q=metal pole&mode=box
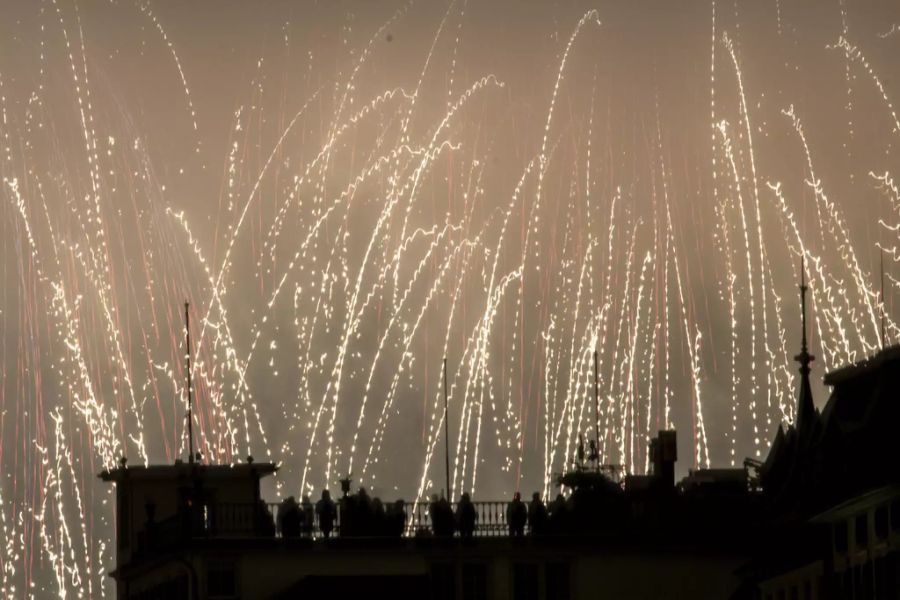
[443,358,451,501]
[186,301,194,464]
[881,250,886,350]
[593,349,600,470]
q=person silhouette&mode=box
[588,438,599,465]
[456,492,477,539]
[257,499,276,537]
[549,493,569,533]
[577,434,586,468]
[372,496,386,536]
[278,496,301,538]
[507,492,527,537]
[387,499,407,537]
[300,495,314,537]
[316,489,336,538]
[430,493,455,537]
[528,492,548,536]
[356,487,374,536]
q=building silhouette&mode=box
[750,344,900,599]
[99,276,900,599]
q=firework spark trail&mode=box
[784,106,882,361]
[458,267,523,495]
[447,261,519,497]
[65,3,150,469]
[767,180,855,373]
[352,222,467,478]
[723,31,777,455]
[879,24,900,38]
[306,137,469,488]
[361,233,474,484]
[835,37,900,137]
[623,253,653,473]
[46,0,149,469]
[662,162,710,468]
[595,218,641,466]
[302,71,501,489]
[136,1,200,155]
[717,119,767,456]
[505,12,602,479]
[391,0,459,311]
[414,239,481,502]
[593,191,620,456]
[711,139,740,464]
[250,142,456,482]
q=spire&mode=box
[794,257,815,433]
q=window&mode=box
[207,560,237,599]
[546,563,571,600]
[512,564,538,600]
[855,513,868,548]
[862,562,873,598]
[462,563,488,600]
[119,490,130,549]
[131,575,189,600]
[834,521,848,553]
[430,563,456,600]
[875,505,889,540]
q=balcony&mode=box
[136,499,513,555]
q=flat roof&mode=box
[99,460,278,482]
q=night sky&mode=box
[1,1,899,596]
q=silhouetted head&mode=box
[322,489,331,500]
[359,487,368,498]
[532,492,540,502]
[430,494,439,503]
[513,491,521,502]
[461,492,471,502]
[302,495,310,503]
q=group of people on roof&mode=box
[273,487,577,538]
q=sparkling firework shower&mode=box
[1,0,899,596]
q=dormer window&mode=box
[854,513,868,549]
[875,505,888,540]
[834,521,848,554]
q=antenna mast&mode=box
[185,301,195,465]
[443,358,451,501]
